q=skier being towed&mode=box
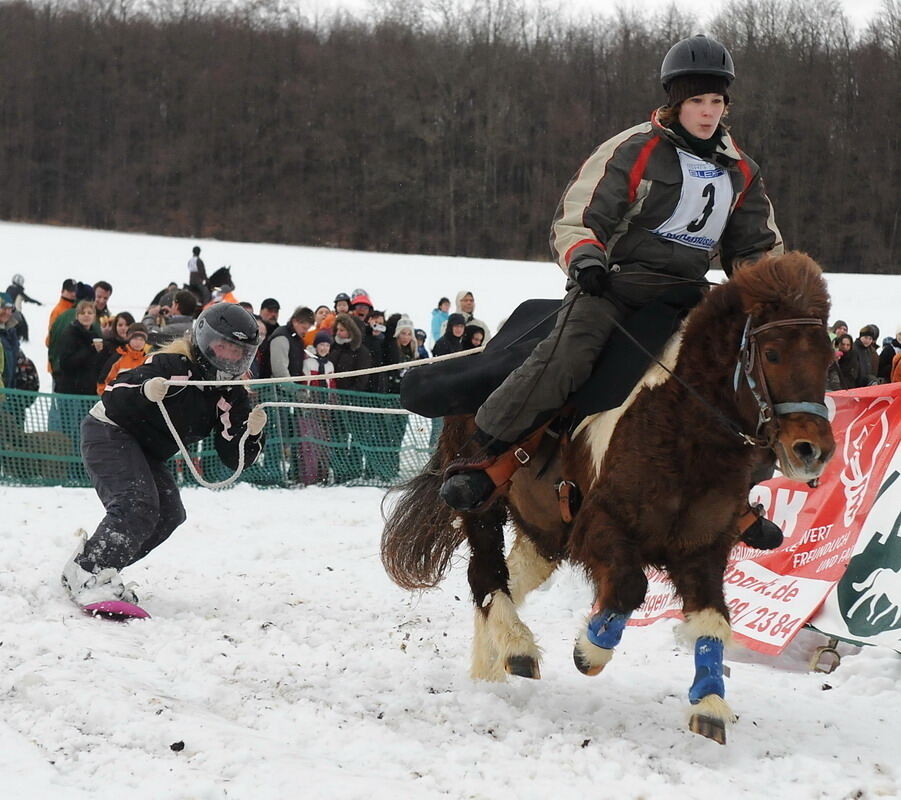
[61,303,267,610]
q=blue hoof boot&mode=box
[689,636,725,704]
[586,608,630,650]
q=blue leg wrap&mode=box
[586,608,630,650]
[689,636,725,705]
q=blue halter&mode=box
[732,315,829,445]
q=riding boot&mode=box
[738,503,784,550]
[440,425,551,512]
[439,429,510,512]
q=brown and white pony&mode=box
[382,252,835,745]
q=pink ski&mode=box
[82,600,150,620]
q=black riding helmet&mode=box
[192,303,261,380]
[660,34,735,90]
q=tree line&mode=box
[0,0,898,272]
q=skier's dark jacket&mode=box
[99,351,263,468]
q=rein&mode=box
[602,308,828,448]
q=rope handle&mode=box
[156,398,417,490]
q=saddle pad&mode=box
[400,289,702,420]
[400,299,560,418]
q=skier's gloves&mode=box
[247,407,267,436]
[142,376,168,403]
[570,258,610,297]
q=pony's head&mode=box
[730,252,835,482]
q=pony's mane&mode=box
[680,251,831,377]
[726,251,830,322]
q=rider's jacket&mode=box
[550,109,783,308]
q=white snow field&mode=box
[1,221,900,799]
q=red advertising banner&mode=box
[630,384,901,655]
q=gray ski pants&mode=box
[475,285,628,443]
[78,416,187,572]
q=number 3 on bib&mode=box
[687,183,716,232]
[651,150,734,250]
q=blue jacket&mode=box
[430,308,449,345]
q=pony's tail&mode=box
[381,416,472,590]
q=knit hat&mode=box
[126,322,148,340]
[394,317,415,337]
[75,281,95,301]
[313,330,333,346]
[859,325,877,338]
[667,74,730,107]
[447,313,466,330]
[830,320,848,332]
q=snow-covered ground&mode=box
[2,221,900,798]
[3,485,901,799]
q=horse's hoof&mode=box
[506,655,541,679]
[689,714,727,745]
[573,645,606,676]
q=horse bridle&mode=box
[733,316,830,447]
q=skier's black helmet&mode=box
[192,303,260,380]
[660,34,735,90]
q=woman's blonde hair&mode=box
[154,333,193,360]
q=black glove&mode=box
[570,258,610,297]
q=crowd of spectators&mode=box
[2,258,900,402]
[0,250,496,485]
[1,251,899,486]
[826,319,901,390]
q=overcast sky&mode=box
[312,0,887,31]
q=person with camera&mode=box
[142,289,199,347]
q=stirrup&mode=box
[738,503,784,550]
[441,426,547,512]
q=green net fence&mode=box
[0,385,440,489]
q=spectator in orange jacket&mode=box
[304,305,334,346]
[98,323,150,394]
[46,278,78,346]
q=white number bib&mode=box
[650,149,734,251]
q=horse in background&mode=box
[382,252,835,745]
[148,266,236,314]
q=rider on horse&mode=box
[441,35,785,548]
